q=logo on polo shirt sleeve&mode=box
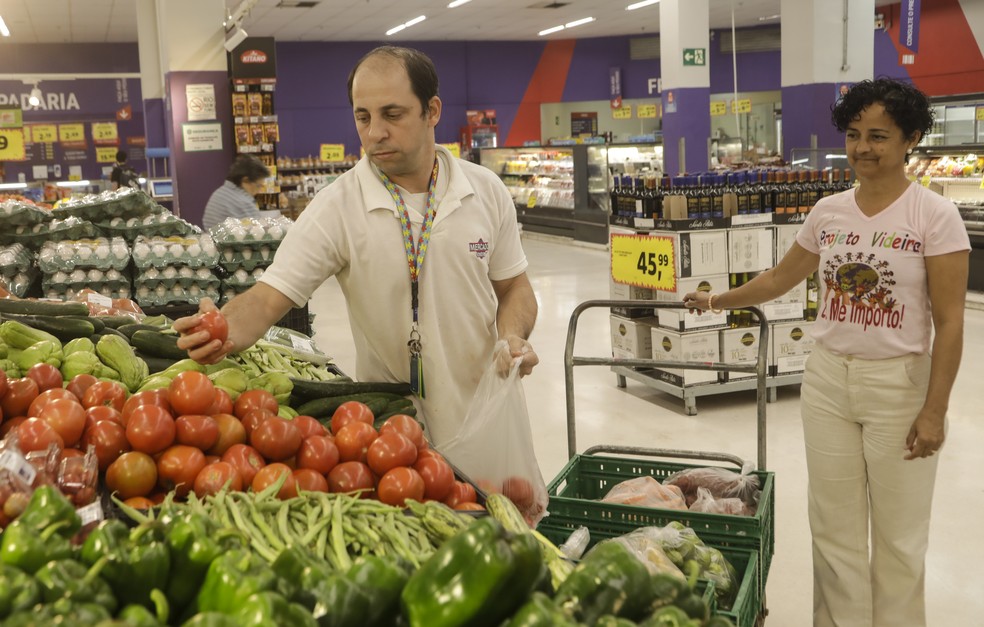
[468,238,489,259]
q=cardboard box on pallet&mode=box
[655,274,729,331]
[610,315,656,359]
[609,275,655,319]
[650,327,720,386]
[650,219,729,278]
[770,320,815,375]
[775,223,802,260]
[719,326,763,382]
[728,227,774,273]
[761,279,806,322]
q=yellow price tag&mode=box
[526,192,537,208]
[977,107,984,121]
[440,142,461,158]
[0,128,27,160]
[32,124,57,143]
[95,146,118,163]
[59,124,85,143]
[918,175,931,188]
[320,144,345,162]
[731,99,752,114]
[610,233,676,291]
[710,101,727,116]
[637,104,658,119]
[613,106,632,120]
[91,122,119,142]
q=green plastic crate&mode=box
[539,522,759,626]
[545,454,774,596]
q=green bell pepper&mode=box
[236,591,316,627]
[117,600,166,627]
[0,519,74,573]
[272,545,331,611]
[555,541,656,625]
[196,548,280,615]
[638,605,702,627]
[311,573,371,627]
[400,516,543,627]
[16,483,81,535]
[5,599,113,626]
[0,563,41,619]
[34,557,118,614]
[180,612,239,627]
[80,519,171,609]
[506,592,580,627]
[595,616,638,627]
[166,513,245,614]
[346,555,409,627]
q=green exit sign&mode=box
[683,48,706,66]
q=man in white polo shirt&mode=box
[175,46,538,446]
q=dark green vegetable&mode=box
[131,329,187,359]
[554,540,656,624]
[166,513,245,614]
[236,590,316,627]
[135,351,181,374]
[96,315,143,329]
[297,392,405,419]
[0,298,91,316]
[34,557,118,614]
[0,563,41,620]
[0,519,74,573]
[289,378,411,400]
[505,592,579,627]
[197,548,281,615]
[0,313,95,340]
[118,323,169,341]
[80,519,171,609]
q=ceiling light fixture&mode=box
[538,16,594,36]
[0,15,10,37]
[447,0,473,7]
[758,13,780,21]
[0,183,27,191]
[386,15,426,35]
[27,81,42,108]
[626,0,660,10]
[55,180,91,188]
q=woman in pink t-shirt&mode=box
[685,78,970,627]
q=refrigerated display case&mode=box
[925,94,984,146]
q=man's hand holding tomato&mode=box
[173,298,234,365]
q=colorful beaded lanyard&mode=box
[377,157,440,397]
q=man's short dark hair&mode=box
[226,155,270,186]
[831,78,934,141]
[115,150,128,163]
[347,46,439,117]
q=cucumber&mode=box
[297,392,407,419]
[66,316,105,333]
[130,330,187,360]
[97,315,141,329]
[118,324,169,341]
[92,327,129,341]
[135,351,180,374]
[373,400,418,427]
[0,314,95,341]
[289,378,411,400]
[364,397,391,418]
[0,299,91,317]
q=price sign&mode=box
[612,105,632,120]
[977,107,984,121]
[32,124,57,143]
[610,233,676,291]
[319,143,345,162]
[637,103,658,119]
[96,146,118,163]
[91,122,119,142]
[59,124,85,143]
[710,101,727,116]
[731,99,752,114]
[76,501,104,526]
[440,142,461,158]
[0,128,27,160]
[526,192,537,208]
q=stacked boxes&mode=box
[719,326,763,382]
[649,327,720,386]
[610,315,656,359]
[770,320,816,375]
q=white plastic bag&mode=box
[442,341,548,526]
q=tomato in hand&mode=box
[250,416,302,462]
[1,377,39,419]
[193,461,243,496]
[82,420,130,471]
[377,467,425,507]
[65,374,97,401]
[28,388,78,418]
[192,310,229,344]
[208,413,246,456]
[122,390,170,425]
[367,432,417,477]
[125,404,176,455]
[330,401,375,435]
[413,454,455,502]
[334,422,379,464]
[168,371,216,416]
[25,363,63,393]
[105,451,158,499]
[379,414,426,450]
[327,461,375,497]
[221,443,265,486]
[157,445,206,498]
[444,481,478,508]
[16,417,64,453]
[252,463,297,499]
[292,468,329,493]
[82,381,128,412]
[206,388,233,416]
[240,408,275,438]
[234,389,278,419]
[297,435,339,475]
[39,398,86,447]
[175,414,220,450]
[291,415,327,439]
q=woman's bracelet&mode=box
[707,293,724,313]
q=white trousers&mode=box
[800,346,941,627]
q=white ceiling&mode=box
[0,0,901,44]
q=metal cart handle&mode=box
[564,300,770,470]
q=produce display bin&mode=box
[550,300,774,624]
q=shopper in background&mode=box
[175,46,539,447]
[109,150,139,190]
[685,78,969,626]
[201,155,271,231]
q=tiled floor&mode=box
[310,234,984,626]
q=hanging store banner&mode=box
[900,0,920,53]
[610,68,622,110]
[230,37,278,82]
[0,128,27,161]
[611,233,676,291]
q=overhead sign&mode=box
[58,124,85,143]
[683,48,706,66]
[610,67,622,110]
[710,101,727,116]
[31,124,57,143]
[95,146,118,163]
[900,0,921,53]
[91,122,119,144]
[571,112,598,136]
[637,104,658,119]
[731,99,752,114]
[613,106,633,120]
[0,107,23,128]
[0,128,27,160]
[611,234,676,292]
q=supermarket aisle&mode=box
[309,234,984,626]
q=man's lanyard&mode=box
[378,157,440,397]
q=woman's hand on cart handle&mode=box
[173,298,236,365]
[684,291,719,314]
[496,335,539,377]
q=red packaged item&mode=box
[662,464,762,509]
[0,432,37,527]
[58,444,99,507]
[71,288,144,321]
[600,476,688,511]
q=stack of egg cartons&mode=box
[0,243,37,298]
[131,234,220,308]
[37,237,132,302]
[210,216,292,304]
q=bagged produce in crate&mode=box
[604,530,686,581]
[442,340,547,526]
[663,462,761,509]
[601,476,688,510]
[69,288,144,320]
[689,486,756,516]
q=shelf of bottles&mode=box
[232,83,281,210]
[499,152,575,210]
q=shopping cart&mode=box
[539,300,773,627]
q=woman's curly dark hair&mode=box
[831,78,934,141]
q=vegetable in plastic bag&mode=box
[601,476,688,511]
[689,487,755,516]
[662,462,761,510]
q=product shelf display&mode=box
[275,155,355,218]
